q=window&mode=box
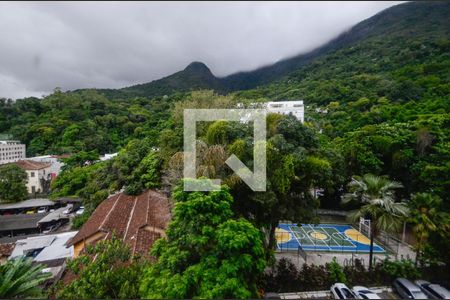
[334,288,343,299]
[31,172,35,177]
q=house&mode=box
[26,155,65,177]
[66,190,171,257]
[13,160,52,194]
[0,140,26,165]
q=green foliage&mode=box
[0,89,172,156]
[139,182,266,299]
[408,193,450,265]
[381,258,421,280]
[56,237,147,299]
[0,164,28,202]
[71,212,90,229]
[326,257,347,284]
[61,150,99,170]
[51,139,162,219]
[0,257,50,298]
[343,174,409,269]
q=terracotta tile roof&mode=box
[13,160,51,170]
[0,243,14,257]
[67,190,171,256]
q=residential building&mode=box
[26,155,65,177]
[237,100,305,122]
[265,100,304,122]
[67,189,171,257]
[0,140,26,164]
[99,152,118,161]
[14,160,52,194]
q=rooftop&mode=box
[0,199,55,210]
[37,207,69,224]
[0,213,48,231]
[0,243,14,257]
[9,231,77,262]
[67,190,171,256]
[13,160,52,170]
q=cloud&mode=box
[0,1,402,99]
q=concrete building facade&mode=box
[0,140,26,164]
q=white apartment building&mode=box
[238,100,305,123]
[0,140,26,164]
[265,101,304,123]
[14,160,52,194]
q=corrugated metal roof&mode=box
[0,199,55,210]
[0,213,48,231]
[9,231,77,262]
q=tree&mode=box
[0,164,28,202]
[408,193,449,266]
[342,174,409,270]
[55,237,146,299]
[139,181,266,299]
[0,257,50,298]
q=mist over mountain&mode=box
[88,1,449,99]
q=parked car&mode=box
[415,280,450,299]
[331,283,356,299]
[25,210,35,214]
[75,206,85,215]
[393,278,428,299]
[63,204,73,215]
[37,207,47,214]
[352,286,381,299]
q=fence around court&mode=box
[276,230,385,254]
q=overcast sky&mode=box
[0,1,403,99]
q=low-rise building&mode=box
[14,160,52,194]
[67,189,171,257]
[0,140,26,164]
[26,155,65,177]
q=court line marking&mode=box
[277,224,385,252]
[319,226,340,248]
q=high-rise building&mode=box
[0,141,26,164]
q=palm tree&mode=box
[342,174,409,270]
[408,193,449,266]
[0,256,50,298]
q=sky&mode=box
[0,1,403,99]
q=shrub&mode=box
[380,258,421,280]
[326,257,347,284]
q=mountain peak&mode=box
[184,61,211,73]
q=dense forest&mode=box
[0,1,449,298]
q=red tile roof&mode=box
[0,243,14,257]
[13,160,51,170]
[67,190,171,256]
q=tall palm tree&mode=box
[408,193,449,266]
[0,256,50,298]
[342,174,409,270]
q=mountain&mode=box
[84,1,449,99]
[96,61,220,99]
